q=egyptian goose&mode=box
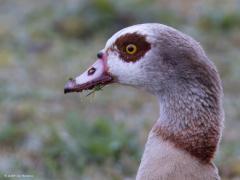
[64,23,224,180]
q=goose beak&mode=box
[64,58,114,94]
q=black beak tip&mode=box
[64,78,76,94]
[64,88,69,94]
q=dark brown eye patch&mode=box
[114,33,151,62]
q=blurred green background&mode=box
[0,0,240,179]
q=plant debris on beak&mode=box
[64,59,113,94]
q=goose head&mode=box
[64,24,168,93]
[64,23,221,97]
[64,23,223,166]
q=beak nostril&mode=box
[88,67,96,75]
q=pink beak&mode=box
[64,58,114,94]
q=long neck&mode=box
[154,85,223,163]
[136,90,222,180]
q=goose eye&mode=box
[126,44,137,54]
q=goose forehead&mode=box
[105,23,166,49]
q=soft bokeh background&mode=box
[0,0,240,179]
